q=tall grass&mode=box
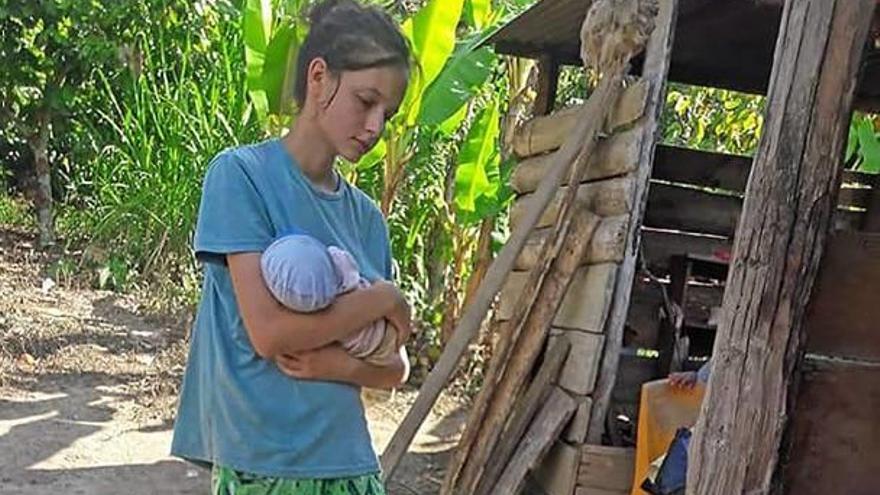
[61,2,263,301]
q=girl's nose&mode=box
[365,108,384,137]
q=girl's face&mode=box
[307,59,408,163]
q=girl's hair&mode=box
[294,0,411,107]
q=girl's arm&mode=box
[277,345,410,389]
[227,252,406,358]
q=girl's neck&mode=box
[282,120,338,192]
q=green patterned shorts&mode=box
[211,465,386,495]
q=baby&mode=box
[260,233,398,366]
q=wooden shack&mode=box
[479,0,880,493]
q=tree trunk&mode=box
[27,111,54,247]
[461,217,495,309]
[687,1,876,493]
[439,226,471,344]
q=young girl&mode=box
[171,1,412,493]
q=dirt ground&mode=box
[0,228,465,495]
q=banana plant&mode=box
[847,114,880,173]
[242,0,309,133]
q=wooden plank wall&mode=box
[510,125,875,354]
[782,232,880,494]
[501,84,651,494]
[503,73,877,466]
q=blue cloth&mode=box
[171,138,392,478]
[261,234,341,313]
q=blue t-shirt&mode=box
[171,138,392,478]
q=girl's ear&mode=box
[306,57,335,110]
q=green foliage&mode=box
[399,0,466,124]
[243,0,308,130]
[419,32,497,127]
[0,0,127,126]
[661,83,764,156]
[453,98,512,225]
[464,0,493,29]
[0,193,33,229]
[58,1,262,297]
[850,114,880,173]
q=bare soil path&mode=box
[0,228,463,495]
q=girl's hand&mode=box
[276,344,355,382]
[373,280,413,347]
[277,344,409,389]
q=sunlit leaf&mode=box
[454,99,500,220]
[355,139,387,170]
[420,32,496,127]
[857,118,880,173]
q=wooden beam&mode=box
[515,143,874,209]
[687,0,876,493]
[587,0,679,444]
[578,446,636,492]
[474,338,571,494]
[515,215,629,270]
[510,177,635,229]
[493,388,578,495]
[535,55,560,116]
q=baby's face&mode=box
[327,246,362,293]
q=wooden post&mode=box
[687,1,876,494]
[586,0,678,444]
[534,55,560,117]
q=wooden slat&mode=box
[784,360,880,495]
[494,388,578,494]
[511,177,635,230]
[651,147,872,195]
[652,144,752,192]
[512,127,642,194]
[575,488,629,495]
[551,329,605,396]
[476,338,571,494]
[512,80,650,158]
[837,185,872,209]
[645,183,742,237]
[578,446,635,491]
[563,396,594,444]
[535,55,560,116]
[516,143,873,204]
[864,174,880,232]
[641,227,731,275]
[533,441,581,495]
[516,215,629,270]
[646,183,869,237]
[804,232,880,361]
